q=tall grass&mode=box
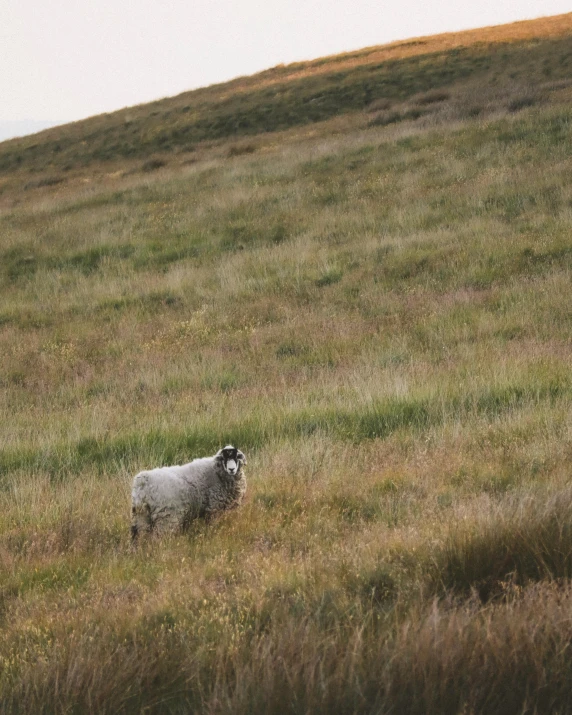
[0,13,571,182]
[1,15,572,713]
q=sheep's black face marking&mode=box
[220,445,246,477]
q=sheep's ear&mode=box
[237,450,247,465]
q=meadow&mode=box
[1,14,572,714]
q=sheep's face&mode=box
[220,445,246,478]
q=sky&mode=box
[1,0,571,135]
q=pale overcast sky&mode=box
[1,0,571,128]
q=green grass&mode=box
[1,13,572,714]
[0,14,571,182]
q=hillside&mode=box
[1,12,572,188]
[1,13,572,714]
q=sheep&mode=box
[131,445,247,540]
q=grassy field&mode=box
[1,12,572,183]
[1,13,572,714]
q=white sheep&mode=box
[131,445,247,540]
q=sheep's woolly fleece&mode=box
[131,445,247,539]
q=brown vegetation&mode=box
[1,12,572,714]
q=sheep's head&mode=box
[218,445,246,477]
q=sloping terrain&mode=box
[1,12,571,180]
[0,13,572,714]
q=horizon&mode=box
[2,1,571,141]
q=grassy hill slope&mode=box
[1,12,571,182]
[1,13,572,714]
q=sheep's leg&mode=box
[153,509,185,536]
[131,504,153,542]
[204,509,221,525]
